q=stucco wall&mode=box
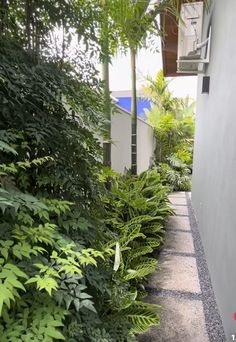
[192,0,236,338]
[137,118,156,174]
[111,107,155,174]
[111,108,131,173]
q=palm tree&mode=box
[108,0,181,174]
[107,0,207,173]
[143,70,196,120]
[142,70,175,114]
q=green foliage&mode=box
[95,169,172,336]
[144,70,195,190]
[158,157,191,191]
[0,298,68,342]
[0,7,173,340]
[122,302,160,334]
[0,34,106,340]
[0,142,105,339]
[0,0,103,63]
[143,71,178,115]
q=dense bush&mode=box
[0,41,172,341]
[144,71,195,191]
[158,156,191,191]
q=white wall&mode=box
[111,108,131,174]
[192,0,236,338]
[137,118,156,174]
[111,107,155,174]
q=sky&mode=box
[109,49,198,100]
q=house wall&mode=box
[137,118,156,174]
[111,108,131,173]
[111,107,155,174]
[192,0,236,338]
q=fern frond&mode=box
[143,224,164,234]
[146,238,161,248]
[121,305,160,334]
[127,245,153,263]
[124,260,157,281]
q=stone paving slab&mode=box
[139,296,209,342]
[170,205,189,216]
[139,192,225,342]
[166,216,191,231]
[164,230,195,254]
[149,254,201,293]
[169,192,186,198]
[169,196,187,205]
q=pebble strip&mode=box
[146,287,202,301]
[166,228,192,233]
[171,203,188,207]
[161,250,196,258]
[186,192,226,342]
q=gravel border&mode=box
[146,287,202,301]
[186,192,226,342]
[167,228,192,233]
[170,203,188,207]
[162,250,196,258]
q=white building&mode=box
[162,0,236,338]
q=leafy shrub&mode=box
[158,156,191,191]
[144,71,195,191]
[0,144,106,341]
[0,40,106,340]
[94,169,173,337]
[0,41,172,341]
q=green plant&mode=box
[158,156,191,191]
[144,70,195,190]
[108,2,182,174]
[0,142,107,340]
[96,169,173,336]
[0,55,172,340]
[0,6,173,339]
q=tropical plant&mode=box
[109,1,183,174]
[0,41,173,340]
[143,70,178,115]
[0,3,174,340]
[144,70,195,190]
[0,37,106,340]
[0,139,106,340]
[158,156,191,191]
[98,168,173,336]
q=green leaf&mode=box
[0,284,15,315]
[4,264,28,279]
[122,306,160,334]
[45,327,65,340]
[5,276,26,291]
[0,141,18,155]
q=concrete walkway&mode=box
[139,192,225,342]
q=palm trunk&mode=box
[25,0,32,50]
[0,0,7,37]
[102,57,111,167]
[131,47,137,175]
[102,2,111,168]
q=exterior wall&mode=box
[111,107,155,174]
[111,108,131,174]
[192,0,236,338]
[137,118,156,174]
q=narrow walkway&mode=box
[139,192,225,342]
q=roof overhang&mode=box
[161,0,203,77]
